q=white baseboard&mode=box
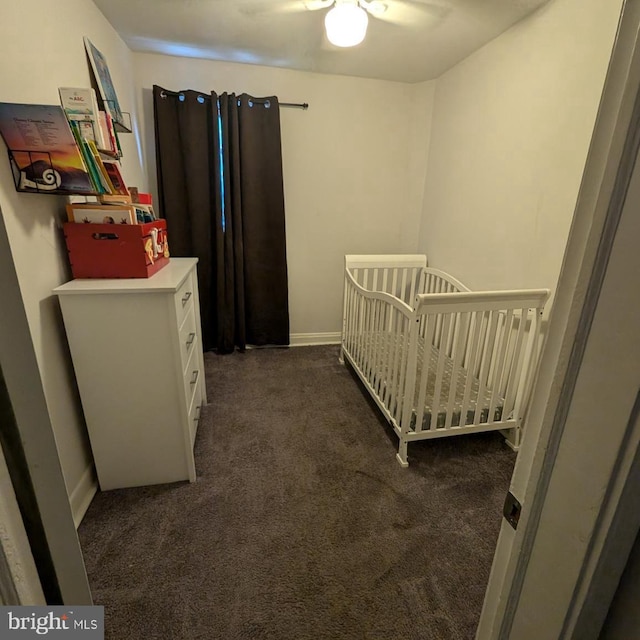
[69,464,98,529]
[289,332,342,347]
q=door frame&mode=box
[0,203,92,605]
[0,431,44,605]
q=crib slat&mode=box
[415,315,437,431]
[444,312,470,429]
[380,303,391,395]
[350,283,359,362]
[363,298,373,378]
[393,315,411,424]
[473,311,489,378]
[345,280,353,355]
[372,299,383,389]
[344,281,351,353]
[400,268,408,304]
[489,309,514,422]
[474,310,499,424]
[379,306,394,404]
[417,268,426,298]
[350,283,358,361]
[503,308,530,418]
[365,297,374,380]
[391,268,398,299]
[372,299,382,385]
[358,296,368,371]
[446,302,457,355]
[357,286,366,366]
[372,299,382,393]
[351,284,360,361]
[459,310,485,428]
[431,313,453,429]
[387,309,403,412]
[409,268,417,307]
[369,299,380,383]
[382,307,393,405]
[353,285,360,358]
[365,298,374,378]
[382,268,389,295]
[392,314,406,423]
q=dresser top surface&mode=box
[53,257,198,295]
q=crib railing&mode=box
[341,255,550,465]
[419,268,470,296]
[406,290,549,445]
[342,266,413,426]
[345,255,426,306]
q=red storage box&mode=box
[63,220,169,279]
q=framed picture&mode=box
[83,37,124,128]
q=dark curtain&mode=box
[153,86,289,352]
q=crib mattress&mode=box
[357,332,504,431]
[411,336,503,430]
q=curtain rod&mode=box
[158,89,308,110]
[278,102,309,110]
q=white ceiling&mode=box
[93,0,550,83]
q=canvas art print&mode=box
[84,37,124,127]
[0,102,95,194]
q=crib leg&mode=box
[339,346,345,365]
[396,439,409,468]
[502,425,521,451]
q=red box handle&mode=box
[91,232,120,240]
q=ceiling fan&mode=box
[314,0,386,47]
[240,0,448,48]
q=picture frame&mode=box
[83,37,125,129]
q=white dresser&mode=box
[54,258,207,490]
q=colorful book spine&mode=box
[87,139,115,193]
[68,120,104,193]
[105,112,122,157]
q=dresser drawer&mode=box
[183,335,201,409]
[178,305,198,373]
[174,271,195,326]
[188,388,202,446]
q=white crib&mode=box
[340,255,549,466]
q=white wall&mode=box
[0,0,145,521]
[417,0,624,303]
[133,53,433,337]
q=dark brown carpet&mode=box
[78,345,515,640]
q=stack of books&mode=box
[66,188,157,226]
[59,87,126,197]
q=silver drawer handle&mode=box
[181,291,192,306]
[186,332,196,348]
[190,370,199,385]
[194,405,201,422]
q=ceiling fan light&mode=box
[324,4,368,48]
